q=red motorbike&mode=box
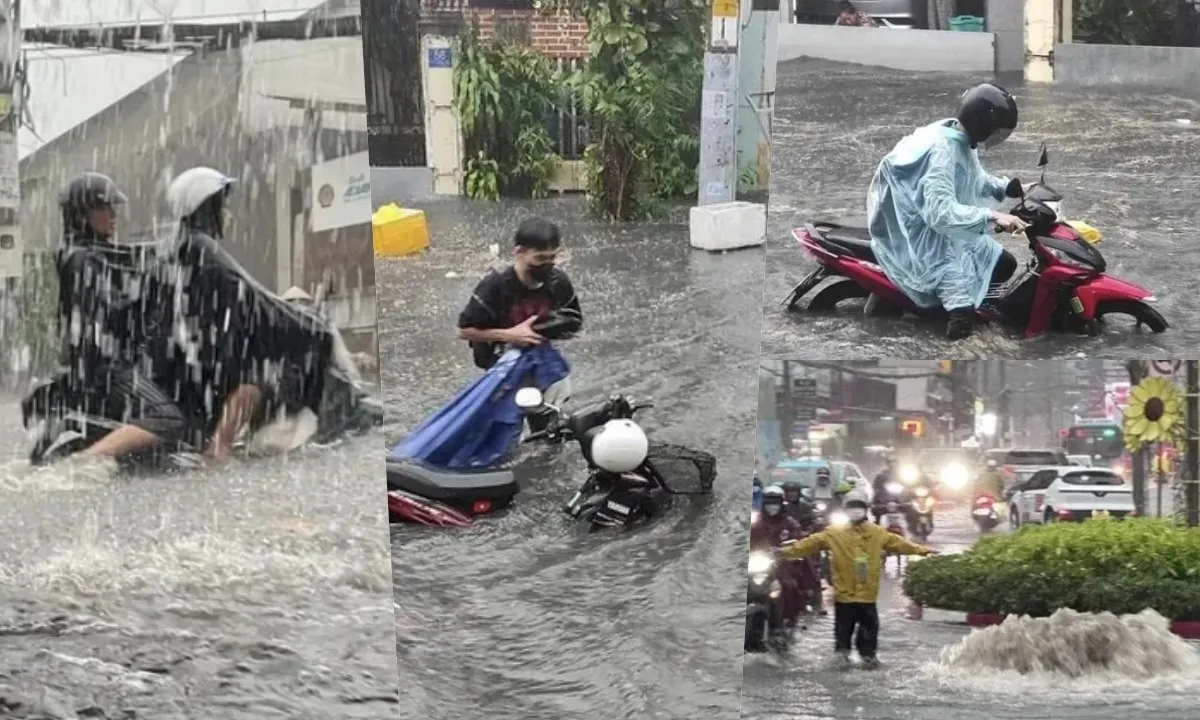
[781,145,1167,338]
[972,493,1001,533]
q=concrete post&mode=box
[1023,0,1057,83]
[697,0,740,206]
[735,0,777,199]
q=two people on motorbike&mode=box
[867,82,1030,340]
[47,168,334,464]
[778,489,936,665]
[750,486,822,631]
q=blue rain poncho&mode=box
[867,119,1011,311]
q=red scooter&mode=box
[781,146,1167,338]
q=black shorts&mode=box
[84,367,188,443]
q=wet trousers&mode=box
[833,601,880,658]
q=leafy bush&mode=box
[1074,0,1183,46]
[903,519,1200,621]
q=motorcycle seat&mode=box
[806,223,877,262]
[385,460,518,501]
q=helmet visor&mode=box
[983,126,1013,149]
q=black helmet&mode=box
[781,479,804,502]
[956,83,1018,149]
[60,172,127,216]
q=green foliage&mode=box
[1074,0,1182,46]
[20,253,60,378]
[453,30,562,200]
[904,519,1200,621]
[569,0,705,220]
[738,165,759,195]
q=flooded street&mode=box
[763,58,1200,360]
[0,407,400,719]
[379,196,758,720]
[740,509,1200,720]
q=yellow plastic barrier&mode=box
[372,203,429,257]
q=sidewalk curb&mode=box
[906,602,1200,639]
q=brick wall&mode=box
[422,6,589,57]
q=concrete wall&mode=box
[1053,43,1200,94]
[371,166,435,208]
[776,24,996,73]
[986,0,1024,73]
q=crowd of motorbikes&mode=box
[746,458,1008,654]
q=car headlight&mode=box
[747,552,774,576]
[829,511,850,528]
[899,465,919,484]
[941,463,968,488]
[886,482,904,495]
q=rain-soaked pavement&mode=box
[378,196,761,719]
[740,503,1200,720]
[0,405,401,719]
[763,58,1200,360]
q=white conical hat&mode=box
[280,286,312,301]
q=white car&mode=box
[1008,466,1136,528]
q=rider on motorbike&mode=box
[159,167,335,461]
[50,172,187,460]
[977,457,1007,499]
[749,486,816,630]
[780,479,825,614]
[778,489,935,665]
[866,82,1029,340]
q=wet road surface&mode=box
[378,196,761,720]
[740,505,1200,720]
[0,407,400,720]
[764,58,1200,360]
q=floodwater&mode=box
[763,58,1200,360]
[0,407,401,719]
[378,196,761,720]
[740,508,1200,720]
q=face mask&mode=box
[528,263,554,284]
[763,503,781,517]
[847,507,867,523]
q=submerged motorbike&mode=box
[972,493,1001,533]
[515,387,716,530]
[22,363,380,469]
[745,543,793,654]
[782,144,1167,337]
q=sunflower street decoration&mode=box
[1123,376,1186,451]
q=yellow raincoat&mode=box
[780,523,931,603]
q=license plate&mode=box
[1092,509,1110,518]
[606,501,631,514]
[972,508,993,516]
[885,514,903,526]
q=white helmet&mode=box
[166,167,236,219]
[842,488,869,508]
[591,419,649,473]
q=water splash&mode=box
[939,608,1200,679]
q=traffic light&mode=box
[901,420,925,438]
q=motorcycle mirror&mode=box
[1037,142,1049,184]
[514,387,545,410]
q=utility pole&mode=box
[697,0,740,205]
[997,361,1009,445]
[1186,360,1199,527]
[735,0,776,201]
[1127,359,1147,516]
[0,0,21,388]
[779,359,792,453]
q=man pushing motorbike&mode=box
[867,83,1030,340]
[779,489,935,666]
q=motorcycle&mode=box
[881,500,908,571]
[516,387,715,530]
[22,363,381,469]
[972,493,1001,533]
[745,543,793,654]
[782,144,1167,337]
[909,486,935,542]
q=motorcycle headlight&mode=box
[899,465,919,484]
[747,552,774,576]
[829,511,850,528]
[1043,200,1063,219]
[886,482,904,495]
[914,486,929,498]
[815,501,828,512]
[941,463,968,488]
[1044,245,1096,271]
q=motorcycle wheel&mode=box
[1087,300,1168,335]
[807,277,870,312]
[745,611,767,653]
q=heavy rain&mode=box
[745,359,1200,719]
[1,2,399,717]
[763,58,1200,360]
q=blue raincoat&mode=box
[388,345,570,469]
[867,119,1011,311]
